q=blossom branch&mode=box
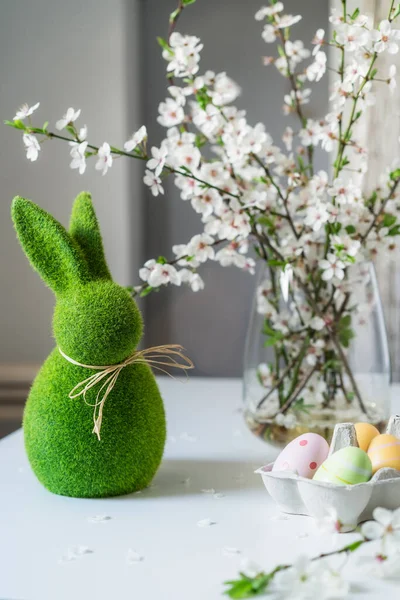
[225,505,400,598]
[275,28,314,173]
[360,176,400,242]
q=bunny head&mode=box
[12,192,143,365]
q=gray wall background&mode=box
[0,0,144,364]
[0,0,329,376]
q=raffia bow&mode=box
[58,345,194,440]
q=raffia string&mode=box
[58,345,194,441]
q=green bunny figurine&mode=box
[12,192,166,498]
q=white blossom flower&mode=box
[215,245,250,270]
[371,20,400,54]
[157,98,185,127]
[146,145,168,176]
[306,339,325,366]
[242,257,256,274]
[283,89,311,113]
[78,125,88,141]
[187,233,215,263]
[319,253,345,281]
[329,80,353,109]
[309,316,325,331]
[276,14,302,29]
[22,133,40,162]
[139,259,157,282]
[212,72,241,105]
[124,125,147,152]
[304,203,330,232]
[262,24,277,43]
[314,507,343,538]
[193,104,222,138]
[175,172,202,200]
[179,268,205,292]
[361,507,400,555]
[183,77,204,97]
[309,170,329,196]
[174,144,201,171]
[306,51,327,82]
[257,362,274,387]
[366,228,389,257]
[56,107,81,131]
[312,29,325,55]
[299,119,322,146]
[273,555,349,599]
[327,178,361,205]
[257,280,277,317]
[282,126,293,151]
[240,558,262,578]
[147,263,181,288]
[255,3,283,21]
[95,142,113,175]
[336,24,370,52]
[320,127,337,152]
[143,169,164,196]
[168,85,188,106]
[329,8,345,26]
[191,188,222,218]
[344,60,369,84]
[14,102,40,121]
[164,33,203,78]
[351,13,370,27]
[69,140,88,174]
[358,552,400,579]
[285,40,310,66]
[331,234,361,259]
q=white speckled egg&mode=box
[272,433,330,479]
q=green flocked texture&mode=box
[12,193,166,498]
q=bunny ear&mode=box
[69,192,112,281]
[12,196,91,294]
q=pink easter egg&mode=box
[272,433,330,479]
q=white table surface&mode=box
[1,377,400,600]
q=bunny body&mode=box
[12,193,166,498]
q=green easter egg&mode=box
[313,446,372,485]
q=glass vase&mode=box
[243,261,391,446]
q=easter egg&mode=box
[272,433,329,479]
[313,447,372,485]
[367,434,400,474]
[354,422,380,452]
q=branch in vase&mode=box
[256,335,311,410]
[301,284,369,416]
[272,365,317,419]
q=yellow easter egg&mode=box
[368,434,400,474]
[354,422,380,452]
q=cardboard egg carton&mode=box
[256,415,400,530]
